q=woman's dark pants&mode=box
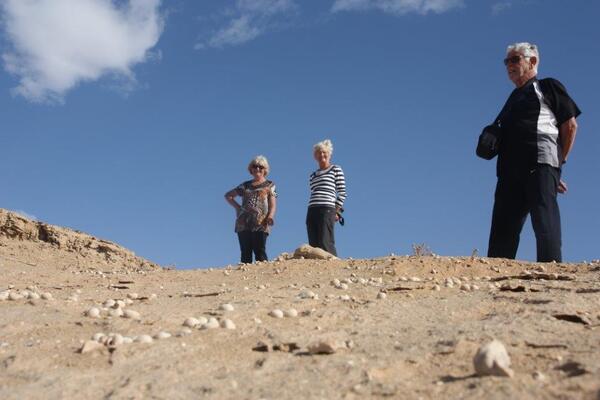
[306,206,337,256]
[237,231,268,264]
[488,164,562,262]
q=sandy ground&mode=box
[1,210,599,399]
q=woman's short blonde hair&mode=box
[247,155,270,176]
[313,139,333,155]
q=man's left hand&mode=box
[558,179,568,194]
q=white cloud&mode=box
[1,0,164,103]
[197,0,297,49]
[492,2,512,15]
[331,0,464,15]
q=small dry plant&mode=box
[412,243,433,257]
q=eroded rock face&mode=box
[0,208,159,271]
[293,244,337,260]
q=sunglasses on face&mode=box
[252,165,266,170]
[503,55,528,66]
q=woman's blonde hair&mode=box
[247,155,270,176]
[313,139,333,155]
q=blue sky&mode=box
[1,0,598,268]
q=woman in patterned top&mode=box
[225,155,277,264]
[306,139,347,256]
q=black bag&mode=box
[476,123,502,160]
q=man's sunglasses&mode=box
[503,55,529,66]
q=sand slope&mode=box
[1,209,599,399]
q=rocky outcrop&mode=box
[0,208,159,271]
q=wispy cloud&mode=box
[331,0,464,15]
[196,0,297,49]
[492,2,511,15]
[1,0,164,104]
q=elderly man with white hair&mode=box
[306,139,347,256]
[487,42,581,262]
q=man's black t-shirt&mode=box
[496,77,581,177]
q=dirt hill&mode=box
[0,208,599,399]
[0,208,160,273]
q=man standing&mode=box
[488,42,581,262]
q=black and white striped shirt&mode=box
[308,165,347,209]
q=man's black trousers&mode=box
[306,206,337,256]
[237,231,268,264]
[488,164,562,262]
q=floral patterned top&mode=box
[233,180,277,233]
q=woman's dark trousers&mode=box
[488,164,562,262]
[306,206,337,256]
[237,231,268,264]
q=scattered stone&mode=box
[80,340,105,354]
[40,292,53,300]
[377,292,387,299]
[433,285,441,291]
[0,291,10,301]
[123,310,141,320]
[86,307,101,318]
[92,333,106,342]
[109,308,124,318]
[200,317,220,329]
[221,319,236,329]
[127,293,139,300]
[177,328,193,337]
[293,244,337,260]
[183,317,200,328]
[269,309,284,319]
[284,308,298,317]
[298,290,317,299]
[107,334,124,347]
[307,340,346,355]
[473,340,514,378]
[220,303,235,312]
[134,335,153,344]
[8,292,23,301]
[409,277,421,282]
[155,331,172,340]
[532,371,546,381]
[104,299,116,308]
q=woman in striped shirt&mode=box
[306,139,347,256]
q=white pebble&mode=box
[221,319,236,329]
[8,292,23,301]
[127,293,139,300]
[92,333,106,342]
[154,331,172,340]
[115,300,126,308]
[123,310,141,320]
[124,298,134,305]
[177,328,193,337]
[122,336,134,344]
[134,335,153,344]
[269,309,284,318]
[86,307,101,318]
[460,283,472,291]
[377,292,387,299]
[0,291,10,301]
[41,292,53,300]
[340,295,351,301]
[183,317,200,328]
[220,303,235,312]
[103,299,116,308]
[433,285,441,291]
[109,308,124,318]
[284,308,298,317]
[410,277,421,282]
[29,292,40,300]
[107,334,124,347]
[200,317,220,329]
[473,340,514,377]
